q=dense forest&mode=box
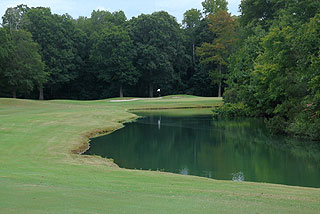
[0,1,218,100]
[0,0,319,140]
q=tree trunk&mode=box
[39,87,44,100]
[119,84,123,98]
[218,64,222,97]
[12,88,16,99]
[149,82,153,98]
[192,41,196,66]
[218,82,222,98]
[192,42,195,65]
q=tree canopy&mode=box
[90,25,138,97]
[129,11,185,97]
[0,29,45,98]
[202,0,228,16]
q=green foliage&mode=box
[224,25,265,106]
[239,0,277,28]
[194,18,215,45]
[2,4,29,31]
[265,116,288,135]
[186,64,214,96]
[202,0,228,16]
[0,29,46,97]
[0,28,11,67]
[197,10,237,97]
[182,9,202,29]
[88,10,127,34]
[129,11,186,97]
[22,7,83,98]
[182,9,202,66]
[251,25,298,116]
[222,88,239,103]
[212,103,250,118]
[1,3,227,99]
[286,102,320,140]
[0,28,12,96]
[226,1,320,140]
[90,25,138,97]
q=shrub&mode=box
[212,103,250,119]
[265,116,288,135]
[286,102,320,141]
[223,88,240,103]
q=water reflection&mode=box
[85,114,320,188]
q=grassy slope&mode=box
[0,96,319,214]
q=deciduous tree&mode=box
[182,9,202,65]
[129,12,185,97]
[90,25,138,97]
[23,7,80,99]
[2,30,46,98]
[2,4,29,33]
[197,10,237,97]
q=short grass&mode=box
[0,96,319,214]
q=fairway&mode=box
[0,96,319,214]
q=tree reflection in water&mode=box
[85,114,320,188]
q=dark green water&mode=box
[85,113,320,188]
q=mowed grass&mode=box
[0,96,319,214]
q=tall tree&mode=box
[70,9,130,99]
[225,24,265,104]
[182,9,202,65]
[88,10,127,34]
[1,30,46,98]
[129,11,185,97]
[197,11,237,97]
[90,25,138,97]
[2,4,29,33]
[0,28,13,96]
[22,7,80,99]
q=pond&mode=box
[84,112,320,188]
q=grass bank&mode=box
[0,96,319,214]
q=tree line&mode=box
[0,0,319,139]
[0,0,234,100]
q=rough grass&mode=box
[0,96,319,214]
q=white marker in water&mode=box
[158,116,161,130]
[157,88,160,92]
